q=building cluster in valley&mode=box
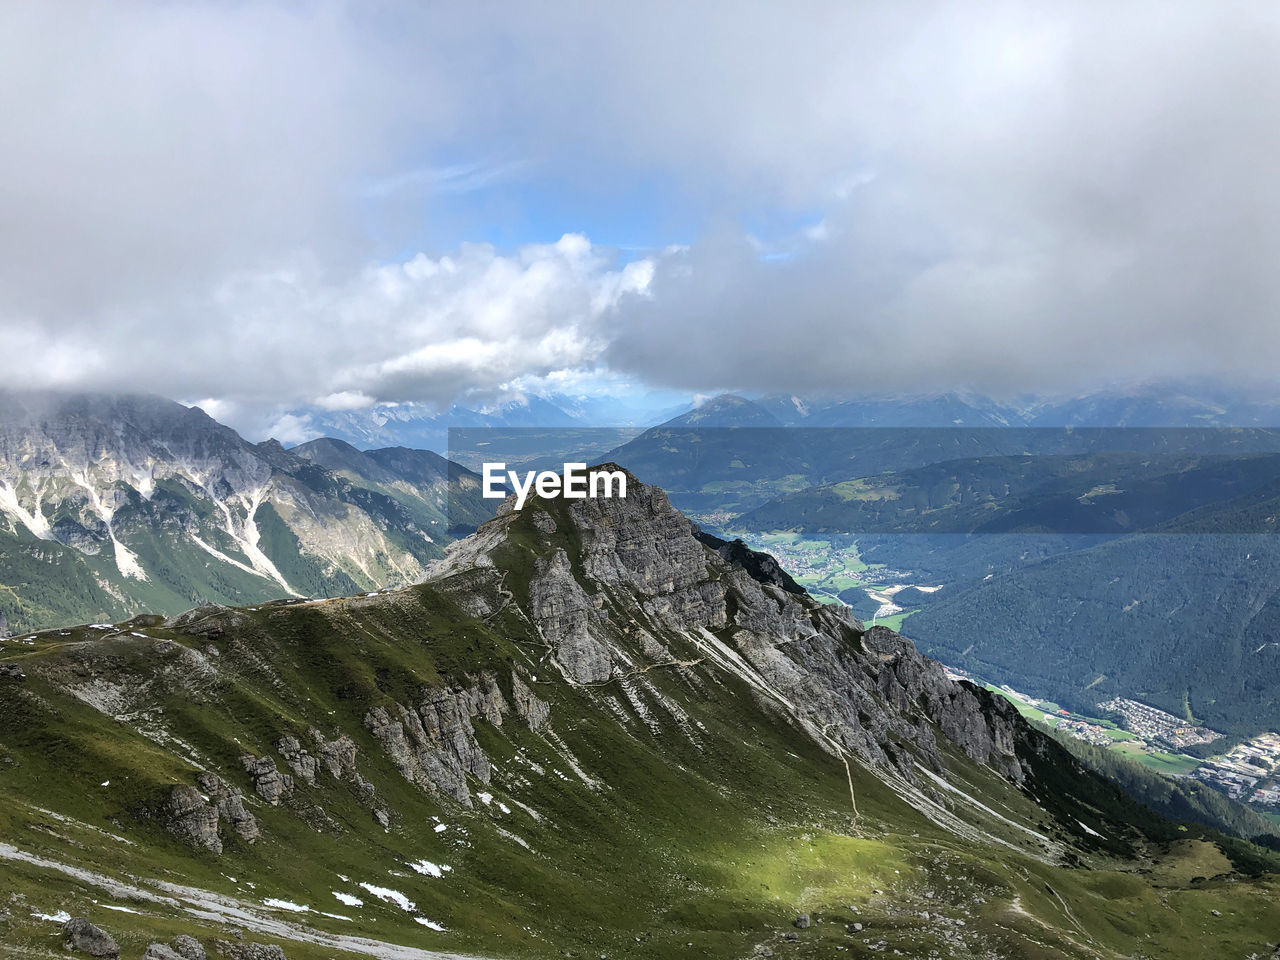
[1097,697,1223,749]
[1194,732,1280,806]
[1047,715,1116,747]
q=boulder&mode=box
[62,917,119,957]
[172,937,208,960]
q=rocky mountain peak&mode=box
[433,467,1028,794]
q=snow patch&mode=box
[405,860,451,878]
[0,479,54,540]
[264,898,310,913]
[332,892,363,907]
[358,883,415,912]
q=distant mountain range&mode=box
[291,391,692,452]
[0,392,489,634]
[279,382,1280,455]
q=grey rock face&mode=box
[240,754,293,805]
[530,548,615,683]
[511,672,550,731]
[0,391,443,614]
[212,941,287,960]
[309,728,359,779]
[164,774,259,853]
[171,937,208,960]
[274,735,319,786]
[0,663,25,679]
[164,785,223,854]
[142,944,184,960]
[62,917,119,957]
[364,672,510,805]
[197,772,260,843]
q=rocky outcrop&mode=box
[171,935,208,960]
[62,917,119,957]
[164,786,222,853]
[310,728,359,780]
[365,672,512,805]
[240,755,293,805]
[274,735,319,786]
[511,672,550,731]
[0,663,25,680]
[163,774,259,854]
[434,469,1027,788]
[694,528,805,595]
[199,773,260,843]
[273,729,371,796]
[212,941,287,960]
[143,944,184,960]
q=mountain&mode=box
[0,392,488,634]
[738,451,1280,536]
[665,394,784,427]
[607,392,1280,517]
[297,393,692,453]
[2,469,1278,959]
[904,527,1280,734]
[290,439,491,536]
[733,449,1280,732]
[757,392,1019,427]
[753,383,1280,430]
[604,396,811,513]
[1023,382,1280,427]
[303,383,1280,457]
[295,398,576,455]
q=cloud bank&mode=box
[2,1,1278,427]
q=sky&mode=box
[2,1,1279,438]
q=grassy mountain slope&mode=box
[2,475,1279,959]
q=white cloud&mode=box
[314,391,377,411]
[23,235,653,421]
[265,413,322,446]
[2,0,1279,414]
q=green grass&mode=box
[870,609,918,632]
[5,508,1280,958]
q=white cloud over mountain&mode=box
[2,1,1278,421]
